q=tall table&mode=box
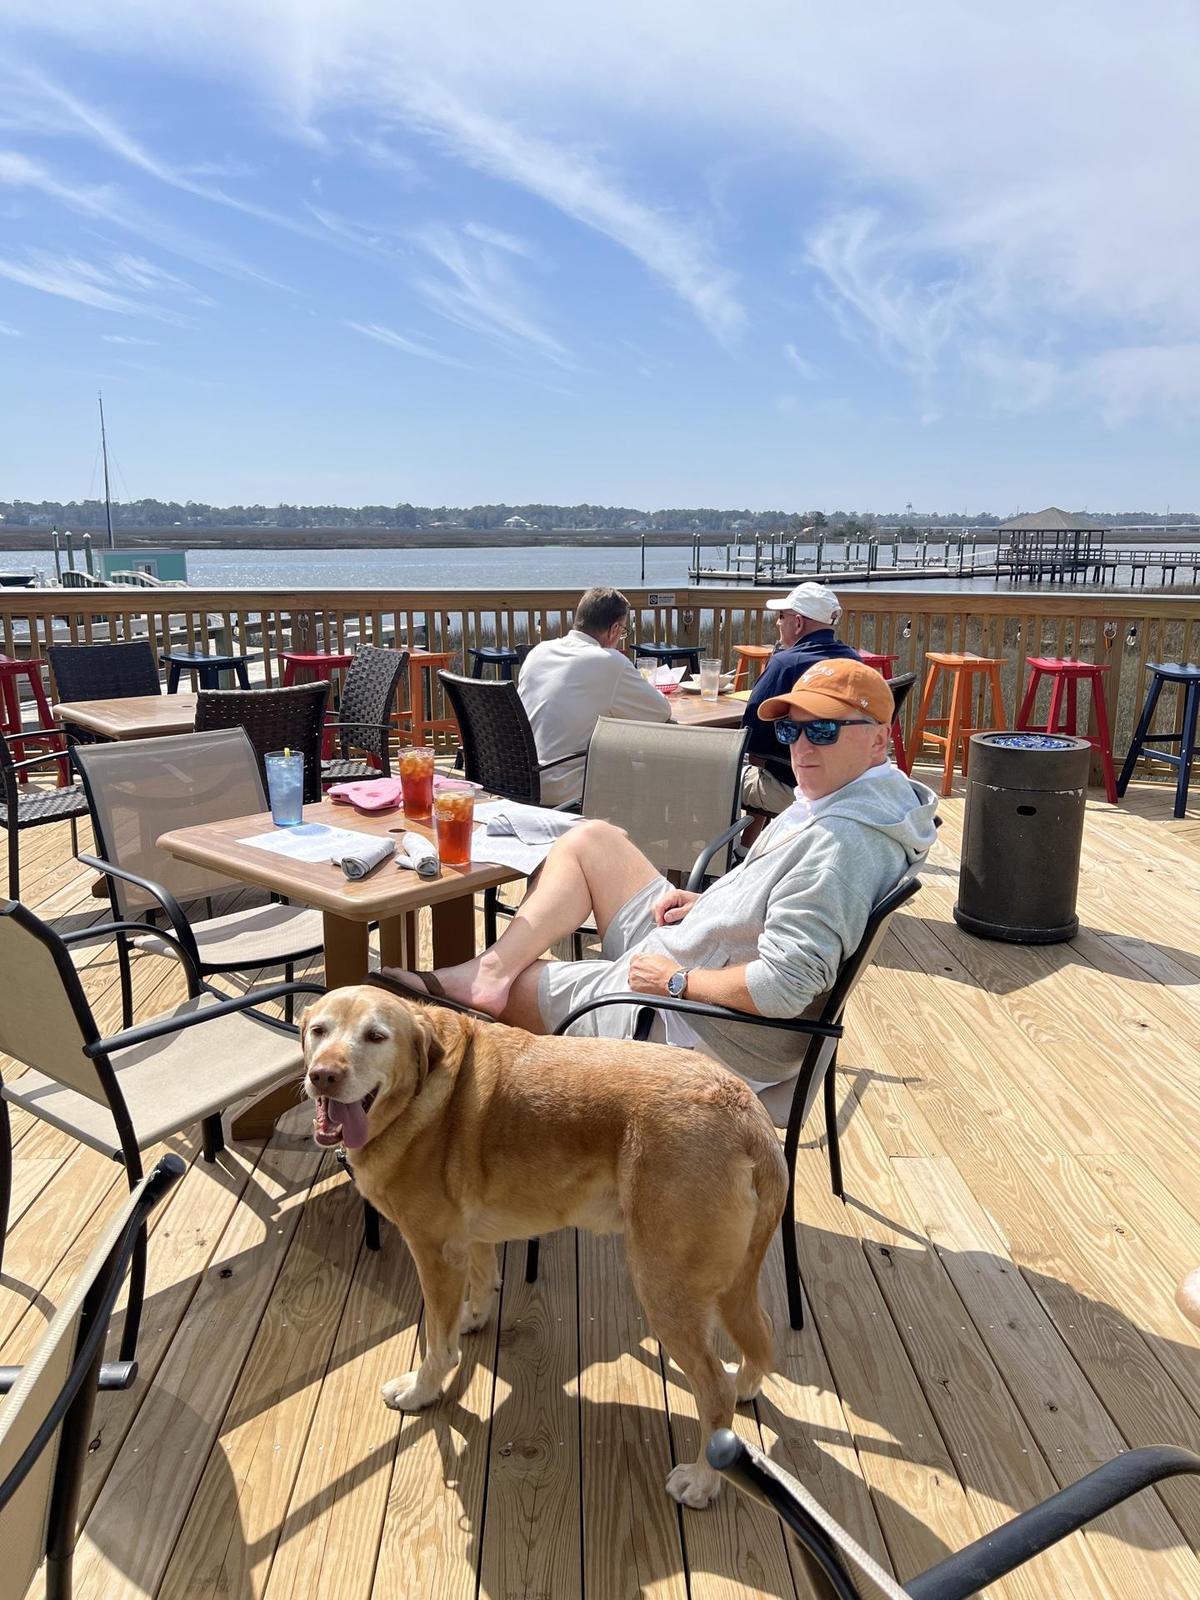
[158,798,523,1135]
[665,691,748,729]
[54,693,198,742]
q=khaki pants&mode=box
[741,763,795,815]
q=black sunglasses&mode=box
[774,717,874,747]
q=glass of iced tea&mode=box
[398,745,435,823]
[433,789,475,869]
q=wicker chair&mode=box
[321,644,409,784]
[1,731,92,899]
[195,681,329,803]
[438,671,586,804]
[46,641,161,746]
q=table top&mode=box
[162,650,255,666]
[158,797,524,923]
[666,691,749,728]
[53,692,199,740]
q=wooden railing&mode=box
[2,585,1197,779]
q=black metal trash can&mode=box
[954,732,1091,943]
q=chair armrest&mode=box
[85,980,327,1057]
[324,720,396,734]
[686,815,756,891]
[537,750,589,773]
[76,852,204,979]
[5,748,68,774]
[60,911,206,995]
[552,989,842,1040]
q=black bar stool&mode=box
[468,646,521,680]
[1117,661,1200,818]
[162,650,254,691]
[633,642,702,675]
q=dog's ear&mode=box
[413,1010,445,1086]
[298,1005,312,1047]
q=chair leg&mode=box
[0,1094,11,1281]
[118,1217,147,1364]
[1015,667,1041,730]
[483,886,498,948]
[942,670,965,794]
[117,934,134,1031]
[780,1169,804,1331]
[906,664,940,768]
[7,825,17,901]
[1174,682,1199,820]
[284,962,295,1023]
[524,1237,540,1283]
[823,1056,844,1200]
[201,1113,225,1163]
[363,1199,381,1251]
[1117,674,1165,796]
[1046,671,1067,737]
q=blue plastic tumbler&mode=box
[265,749,305,827]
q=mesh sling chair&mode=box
[321,643,410,784]
[46,641,161,747]
[526,869,923,1330]
[0,1154,184,1600]
[438,671,588,805]
[72,728,325,1029]
[194,680,329,804]
[1,730,93,899]
[0,898,325,1366]
[707,1428,1200,1600]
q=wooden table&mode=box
[665,691,749,729]
[159,797,524,1134]
[54,692,198,741]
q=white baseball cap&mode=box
[764,581,843,626]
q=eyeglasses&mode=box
[773,717,874,746]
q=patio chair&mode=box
[438,671,587,804]
[72,728,325,1029]
[0,1154,184,1600]
[1,730,92,900]
[46,641,161,747]
[530,863,922,1329]
[321,643,410,785]
[194,680,329,803]
[706,1428,1200,1600]
[0,898,325,1365]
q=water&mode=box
[0,541,1195,594]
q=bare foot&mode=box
[433,953,513,1016]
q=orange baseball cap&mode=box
[758,659,894,724]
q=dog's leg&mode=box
[461,1242,501,1334]
[381,1241,466,1411]
[718,1286,774,1403]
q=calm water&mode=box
[0,542,1194,595]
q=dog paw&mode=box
[381,1371,440,1411]
[666,1463,722,1508]
[735,1363,765,1403]
[460,1299,494,1334]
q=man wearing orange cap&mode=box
[394,660,938,1094]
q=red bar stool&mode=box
[1017,657,1118,804]
[908,652,1007,796]
[0,656,69,786]
[731,643,774,690]
[280,649,352,758]
[858,651,910,774]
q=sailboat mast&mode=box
[98,391,116,550]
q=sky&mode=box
[0,1,1198,513]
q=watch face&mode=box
[668,970,686,997]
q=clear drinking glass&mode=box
[264,750,305,826]
[699,657,723,700]
[399,745,436,823]
[433,789,475,868]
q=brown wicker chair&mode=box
[322,644,409,784]
[195,682,329,803]
[46,641,161,747]
[438,671,585,804]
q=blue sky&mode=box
[1,2,1198,512]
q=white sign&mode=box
[647,591,676,606]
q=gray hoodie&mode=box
[630,763,939,1082]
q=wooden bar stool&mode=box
[1117,661,1200,818]
[1016,657,1118,804]
[0,655,69,786]
[407,649,457,747]
[858,652,910,774]
[731,643,773,690]
[908,652,1007,796]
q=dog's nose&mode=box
[308,1062,348,1095]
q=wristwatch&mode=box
[666,968,690,999]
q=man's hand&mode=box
[628,953,682,997]
[652,887,700,926]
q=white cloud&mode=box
[101,332,156,345]
[0,321,21,336]
[414,223,573,367]
[782,342,819,380]
[345,320,474,370]
[0,249,200,321]
[1083,344,1200,427]
[464,221,534,258]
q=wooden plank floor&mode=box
[6,773,1200,1598]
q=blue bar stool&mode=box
[162,650,254,692]
[1117,661,1200,817]
[633,642,702,676]
[468,646,520,680]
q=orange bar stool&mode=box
[1016,657,1118,804]
[406,649,457,747]
[731,643,773,690]
[858,651,910,775]
[908,652,1007,796]
[0,655,69,786]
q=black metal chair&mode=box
[0,1154,185,1600]
[321,644,409,784]
[438,672,586,804]
[532,849,922,1329]
[195,681,329,803]
[707,1428,1200,1600]
[46,641,162,747]
[1,731,92,899]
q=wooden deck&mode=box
[6,776,1200,1599]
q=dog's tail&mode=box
[718,1123,789,1376]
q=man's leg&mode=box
[393,820,660,1019]
[739,763,794,847]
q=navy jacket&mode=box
[741,629,863,782]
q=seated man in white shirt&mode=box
[517,586,671,806]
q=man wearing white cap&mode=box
[741,582,861,817]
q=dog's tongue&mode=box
[329,1097,370,1149]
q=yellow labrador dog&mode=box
[301,982,787,1508]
